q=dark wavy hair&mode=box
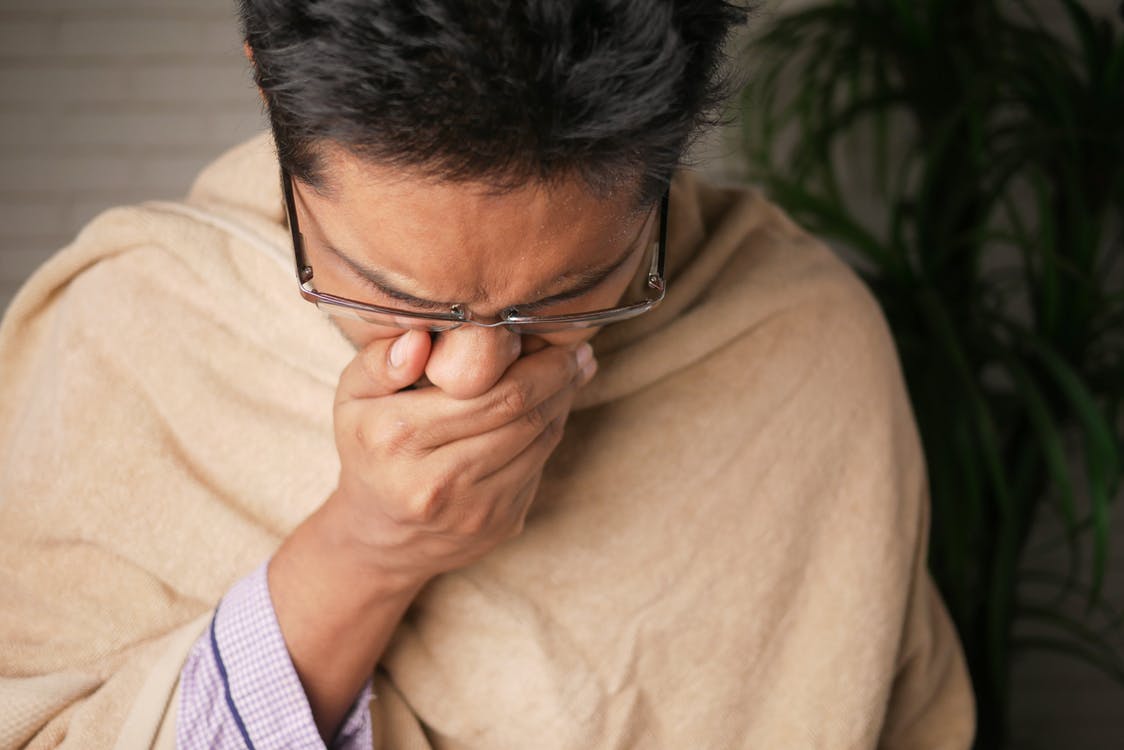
[237,0,746,203]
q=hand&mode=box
[326,329,597,589]
[267,329,595,739]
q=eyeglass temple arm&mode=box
[650,190,669,285]
[281,168,314,282]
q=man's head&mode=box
[237,0,745,397]
[237,0,744,205]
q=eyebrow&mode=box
[323,228,647,314]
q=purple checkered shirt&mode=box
[177,562,374,749]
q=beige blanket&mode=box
[0,132,974,749]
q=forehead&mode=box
[297,147,647,303]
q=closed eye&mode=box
[321,208,655,315]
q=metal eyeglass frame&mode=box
[280,167,668,333]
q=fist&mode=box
[327,329,597,588]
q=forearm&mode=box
[268,494,428,742]
[262,335,587,741]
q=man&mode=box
[0,1,974,748]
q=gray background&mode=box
[1,1,1122,747]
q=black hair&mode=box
[237,0,746,204]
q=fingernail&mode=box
[390,334,408,368]
[575,343,594,370]
[579,357,599,385]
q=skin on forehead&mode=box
[299,145,651,314]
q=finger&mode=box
[407,341,594,447]
[472,411,569,520]
[336,329,432,403]
[438,385,574,485]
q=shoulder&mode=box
[680,171,905,410]
[584,171,906,425]
[662,174,927,532]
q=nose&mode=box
[423,325,523,399]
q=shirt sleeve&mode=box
[176,561,374,750]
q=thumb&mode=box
[336,329,432,402]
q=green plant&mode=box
[738,0,1124,746]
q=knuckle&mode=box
[522,401,549,432]
[339,411,377,461]
[400,463,465,524]
[382,418,418,456]
[352,422,373,455]
[401,485,445,524]
[494,379,533,419]
[442,456,474,490]
[370,415,437,461]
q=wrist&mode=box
[268,496,425,741]
[306,488,433,602]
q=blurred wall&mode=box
[0,0,265,313]
[1,1,1122,748]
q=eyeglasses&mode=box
[281,167,668,335]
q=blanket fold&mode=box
[0,132,973,749]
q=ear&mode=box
[242,42,268,107]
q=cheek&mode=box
[335,323,592,360]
